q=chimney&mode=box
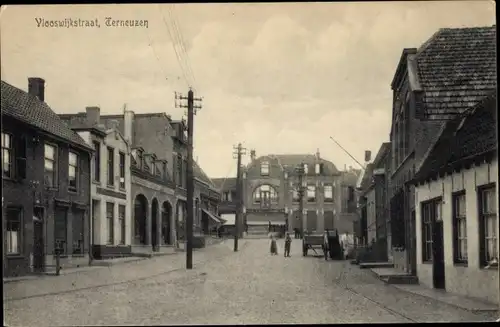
[124,109,135,143]
[364,150,372,163]
[250,149,256,161]
[109,119,119,130]
[316,148,320,159]
[28,77,45,102]
[85,106,101,126]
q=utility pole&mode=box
[233,143,246,252]
[295,163,306,238]
[175,88,202,269]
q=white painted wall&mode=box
[415,158,498,304]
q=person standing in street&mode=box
[270,235,278,255]
[284,232,292,257]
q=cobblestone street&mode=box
[4,239,495,326]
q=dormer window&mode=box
[303,164,309,175]
[261,161,269,176]
[315,163,320,175]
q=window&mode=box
[421,201,433,262]
[292,185,300,202]
[44,144,57,187]
[72,210,84,255]
[137,150,143,169]
[304,164,309,175]
[106,202,114,244]
[119,205,126,245]
[107,147,114,186]
[260,161,269,176]
[315,163,320,174]
[54,207,68,255]
[479,186,497,267]
[93,141,100,182]
[2,132,13,178]
[307,185,316,202]
[6,207,22,255]
[223,191,231,202]
[231,191,237,202]
[119,152,125,189]
[162,162,167,179]
[253,184,278,206]
[452,192,467,264]
[68,152,78,191]
[324,184,333,202]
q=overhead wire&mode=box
[157,4,191,89]
[167,4,198,93]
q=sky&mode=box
[0,2,496,179]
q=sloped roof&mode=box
[415,26,496,116]
[358,163,375,193]
[193,160,216,188]
[212,177,237,191]
[1,80,91,150]
[253,154,339,175]
[412,91,497,184]
[372,142,391,169]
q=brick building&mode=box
[59,109,219,251]
[2,78,93,277]
[234,150,359,236]
[388,26,496,275]
[410,92,497,304]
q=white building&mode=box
[411,94,498,304]
[70,108,133,259]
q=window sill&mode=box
[68,188,78,194]
[119,187,126,192]
[422,261,433,264]
[92,180,101,185]
[106,185,115,189]
[71,254,85,257]
[481,265,498,271]
[46,187,58,192]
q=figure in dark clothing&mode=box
[284,233,292,257]
[270,235,278,255]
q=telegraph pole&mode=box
[176,88,202,270]
[233,143,246,252]
[295,163,306,238]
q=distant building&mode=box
[2,78,93,277]
[409,92,497,304]
[213,149,360,236]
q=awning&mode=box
[202,209,223,224]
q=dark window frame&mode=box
[93,141,101,182]
[44,142,58,188]
[421,199,435,263]
[119,151,126,189]
[452,191,468,265]
[1,132,13,179]
[107,147,115,187]
[6,206,23,256]
[106,202,115,245]
[478,183,497,268]
[68,151,79,192]
[118,204,126,245]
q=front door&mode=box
[432,201,445,289]
[33,207,45,273]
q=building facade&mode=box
[388,26,496,274]
[238,150,358,236]
[410,93,497,304]
[2,78,93,277]
[63,108,134,259]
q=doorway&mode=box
[432,201,445,289]
[33,207,45,273]
[410,209,417,275]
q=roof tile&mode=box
[1,80,91,150]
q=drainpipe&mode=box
[88,151,94,266]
